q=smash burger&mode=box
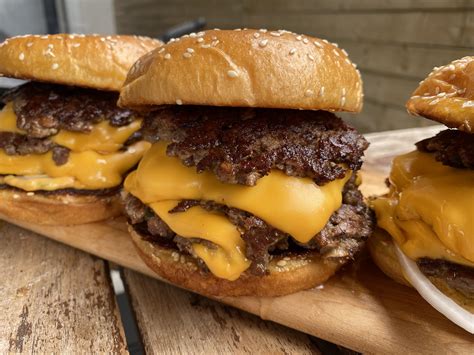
[119,29,374,297]
[370,57,474,333]
[0,34,161,225]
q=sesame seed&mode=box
[26,42,33,47]
[186,48,194,53]
[277,260,287,267]
[342,88,346,96]
[270,31,281,37]
[289,48,296,55]
[51,63,59,70]
[253,32,260,39]
[259,29,267,33]
[197,31,205,37]
[314,41,323,48]
[319,86,325,96]
[201,44,211,48]
[41,35,48,39]
[190,32,197,37]
[164,53,171,59]
[183,52,192,58]
[13,194,20,199]
[296,35,302,41]
[196,37,204,43]
[345,58,351,65]
[303,38,309,44]
[19,53,25,61]
[259,39,268,47]
[72,43,81,48]
[322,39,329,44]
[158,47,165,53]
[341,49,348,56]
[307,54,315,61]
[333,49,340,57]
[100,37,105,42]
[26,192,35,196]
[305,89,313,97]
[176,99,183,105]
[211,40,219,46]
[227,70,238,78]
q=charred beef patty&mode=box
[124,175,374,276]
[418,258,474,299]
[416,129,474,170]
[0,82,141,165]
[141,106,369,186]
[1,82,137,138]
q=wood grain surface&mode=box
[0,223,127,353]
[1,126,472,353]
[123,269,322,354]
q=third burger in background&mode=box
[119,29,374,297]
[370,57,474,333]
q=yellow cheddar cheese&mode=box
[125,141,350,280]
[0,141,150,190]
[372,150,474,267]
[0,102,142,153]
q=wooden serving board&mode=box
[1,126,473,353]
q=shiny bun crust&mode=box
[130,226,343,297]
[119,29,363,112]
[406,56,474,132]
[0,188,122,225]
[368,228,474,312]
[0,34,162,91]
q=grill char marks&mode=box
[1,82,137,138]
[416,129,474,170]
[141,106,369,186]
[123,175,374,276]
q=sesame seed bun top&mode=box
[406,56,474,133]
[0,34,162,92]
[119,29,363,113]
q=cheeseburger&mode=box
[0,34,161,225]
[119,29,374,297]
[370,57,474,333]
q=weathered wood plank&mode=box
[122,269,321,355]
[0,222,127,353]
[341,42,472,80]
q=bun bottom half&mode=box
[0,188,122,225]
[129,226,345,297]
[368,228,474,312]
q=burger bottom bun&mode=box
[0,188,122,225]
[129,226,345,297]
[368,228,474,313]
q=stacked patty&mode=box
[0,82,142,195]
[124,106,374,276]
[414,130,474,297]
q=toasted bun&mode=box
[0,34,162,91]
[406,56,474,132]
[129,226,343,297]
[0,188,122,225]
[368,228,474,312]
[119,29,363,112]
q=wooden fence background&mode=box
[114,0,474,132]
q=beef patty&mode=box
[0,82,141,165]
[1,82,137,138]
[416,129,474,170]
[124,175,374,276]
[141,106,369,186]
[418,258,474,299]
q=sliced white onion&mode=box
[395,245,474,334]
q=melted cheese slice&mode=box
[151,201,250,281]
[372,150,474,267]
[125,141,350,280]
[0,141,150,190]
[0,102,142,153]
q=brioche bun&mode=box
[0,188,122,225]
[129,226,344,297]
[368,228,474,312]
[119,29,363,112]
[406,56,474,133]
[0,34,162,91]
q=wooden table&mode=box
[1,125,468,353]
